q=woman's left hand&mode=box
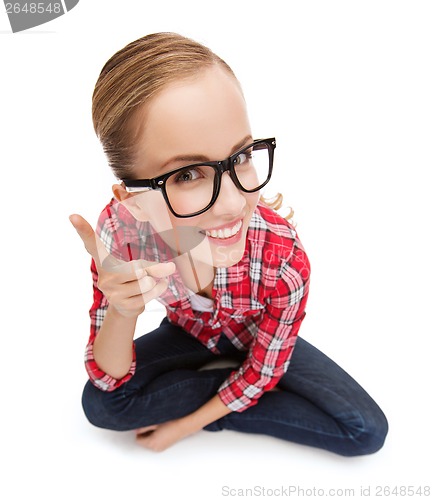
[135,419,198,452]
[135,395,230,451]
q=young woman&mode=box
[70,32,388,455]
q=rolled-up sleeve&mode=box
[217,244,310,412]
[84,258,137,392]
[83,202,137,392]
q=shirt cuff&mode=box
[84,343,136,392]
[217,372,266,412]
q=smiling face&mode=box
[114,65,260,269]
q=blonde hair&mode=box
[92,32,234,180]
[260,194,294,222]
[92,32,292,221]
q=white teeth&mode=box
[205,220,242,239]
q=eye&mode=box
[233,150,253,167]
[173,167,202,183]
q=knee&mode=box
[340,408,389,457]
[81,380,122,430]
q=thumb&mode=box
[69,214,110,267]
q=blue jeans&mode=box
[82,318,388,456]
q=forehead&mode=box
[132,66,251,175]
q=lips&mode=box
[204,220,243,239]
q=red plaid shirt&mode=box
[85,199,311,412]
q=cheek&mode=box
[245,191,260,215]
[147,200,208,256]
[135,191,174,229]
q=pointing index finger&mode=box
[69,215,175,276]
[69,214,113,269]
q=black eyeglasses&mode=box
[122,138,276,218]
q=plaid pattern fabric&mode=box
[84,198,311,412]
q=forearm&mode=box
[92,305,137,379]
[181,394,232,433]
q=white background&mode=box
[1,1,431,499]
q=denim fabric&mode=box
[82,318,388,456]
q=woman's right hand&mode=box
[69,214,176,318]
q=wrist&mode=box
[177,414,203,435]
[181,394,231,433]
[108,303,140,322]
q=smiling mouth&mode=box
[204,220,243,239]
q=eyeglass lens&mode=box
[165,142,271,216]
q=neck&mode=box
[174,251,215,297]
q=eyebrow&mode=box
[158,134,253,172]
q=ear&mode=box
[112,183,149,221]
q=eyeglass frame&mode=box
[122,137,276,218]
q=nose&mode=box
[212,171,246,217]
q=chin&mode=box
[210,237,247,268]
